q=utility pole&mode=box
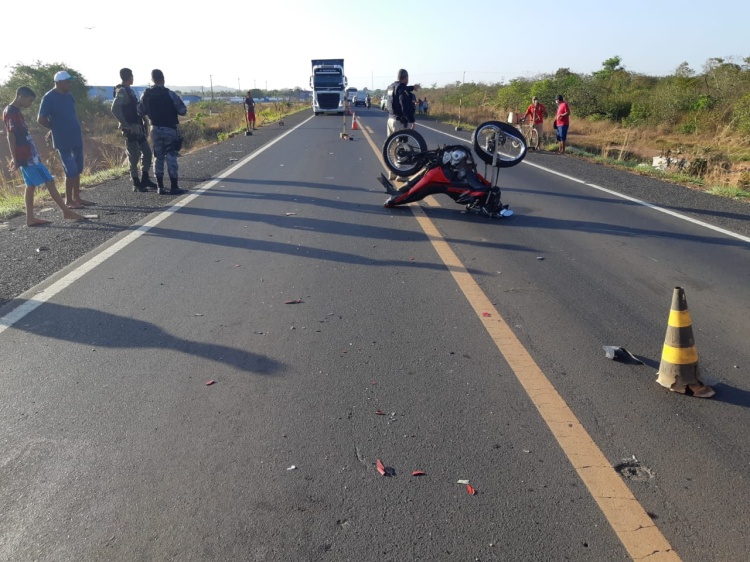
[238,78,241,95]
[209,75,214,101]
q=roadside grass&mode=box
[0,101,308,222]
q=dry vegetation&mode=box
[418,55,750,199]
[0,100,307,219]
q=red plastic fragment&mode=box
[412,471,426,476]
[285,299,303,304]
[466,484,477,495]
[482,312,491,317]
[376,459,386,476]
[206,380,216,386]
[375,410,385,415]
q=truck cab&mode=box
[310,59,347,115]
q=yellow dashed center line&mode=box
[359,119,680,561]
[412,207,679,561]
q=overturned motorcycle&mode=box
[377,121,526,218]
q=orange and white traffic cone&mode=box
[351,113,359,130]
[656,287,714,398]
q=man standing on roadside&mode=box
[244,91,256,130]
[554,94,571,154]
[522,96,547,150]
[37,70,94,208]
[385,69,420,180]
[138,69,187,195]
[112,68,157,192]
[4,87,84,226]
[386,69,419,136]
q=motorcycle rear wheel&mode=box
[472,121,527,167]
[382,129,428,177]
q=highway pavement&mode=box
[1,107,748,561]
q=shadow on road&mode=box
[709,383,750,409]
[5,301,283,376]
[209,177,375,195]
[427,189,748,249]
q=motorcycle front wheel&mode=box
[382,129,428,177]
[472,121,527,168]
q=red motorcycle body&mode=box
[384,166,493,208]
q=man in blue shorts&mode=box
[37,70,94,208]
[3,87,84,226]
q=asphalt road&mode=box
[1,108,748,561]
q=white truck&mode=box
[310,59,347,115]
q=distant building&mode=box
[88,86,147,102]
[182,95,202,105]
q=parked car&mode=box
[381,85,394,111]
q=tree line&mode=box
[426,56,750,138]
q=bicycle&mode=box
[515,118,539,151]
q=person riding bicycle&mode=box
[521,96,546,149]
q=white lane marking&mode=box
[418,123,750,244]
[0,115,317,335]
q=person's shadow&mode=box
[5,300,282,376]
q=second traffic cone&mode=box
[656,287,714,398]
[351,113,359,130]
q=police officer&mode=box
[112,68,156,192]
[138,69,187,194]
[385,69,419,180]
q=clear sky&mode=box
[1,0,747,92]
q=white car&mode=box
[380,85,393,111]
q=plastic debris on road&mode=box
[285,299,304,304]
[412,471,426,476]
[287,465,297,471]
[376,459,386,476]
[603,346,645,365]
[206,380,216,386]
[457,479,470,485]
[375,410,385,415]
[466,484,477,495]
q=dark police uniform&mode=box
[138,85,187,193]
[112,84,154,191]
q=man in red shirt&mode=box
[3,87,84,226]
[554,94,571,154]
[522,96,547,150]
[244,91,256,130]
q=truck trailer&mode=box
[310,59,347,115]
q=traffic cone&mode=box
[351,113,359,130]
[656,287,714,398]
